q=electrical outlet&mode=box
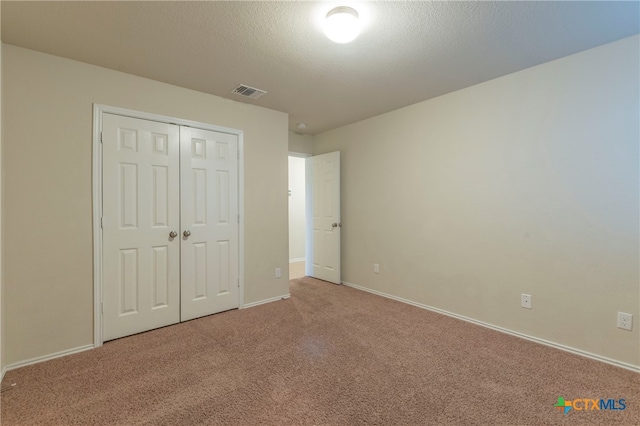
[617,312,633,331]
[374,263,380,274]
[275,267,281,279]
[521,294,532,309]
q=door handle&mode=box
[169,231,178,238]
[332,223,342,228]
[183,230,191,237]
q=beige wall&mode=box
[288,131,314,155]
[314,36,640,367]
[3,45,289,365]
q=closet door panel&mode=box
[103,114,180,341]
[180,127,239,321]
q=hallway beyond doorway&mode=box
[289,261,305,280]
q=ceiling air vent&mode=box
[231,84,267,100]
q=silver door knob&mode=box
[183,230,191,237]
[169,231,178,238]
[332,223,338,228]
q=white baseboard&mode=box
[3,296,288,371]
[5,344,94,372]
[242,294,291,309]
[289,258,305,263]
[342,281,640,373]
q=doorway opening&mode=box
[288,155,307,279]
[288,150,341,284]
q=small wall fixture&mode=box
[323,6,360,44]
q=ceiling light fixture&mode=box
[297,122,308,130]
[323,6,360,44]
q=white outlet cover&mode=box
[617,312,633,331]
[374,263,380,274]
[521,294,532,309]
[275,267,281,278]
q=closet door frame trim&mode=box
[92,104,245,347]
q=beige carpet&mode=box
[2,277,639,425]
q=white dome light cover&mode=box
[323,6,360,44]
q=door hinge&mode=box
[100,217,104,229]
[237,214,240,223]
[101,302,104,314]
[237,278,240,288]
[100,132,103,143]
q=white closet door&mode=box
[103,114,181,341]
[180,127,239,321]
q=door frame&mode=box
[92,104,245,347]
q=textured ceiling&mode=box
[2,1,638,135]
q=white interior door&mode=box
[180,127,240,321]
[102,114,181,341]
[306,151,341,284]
